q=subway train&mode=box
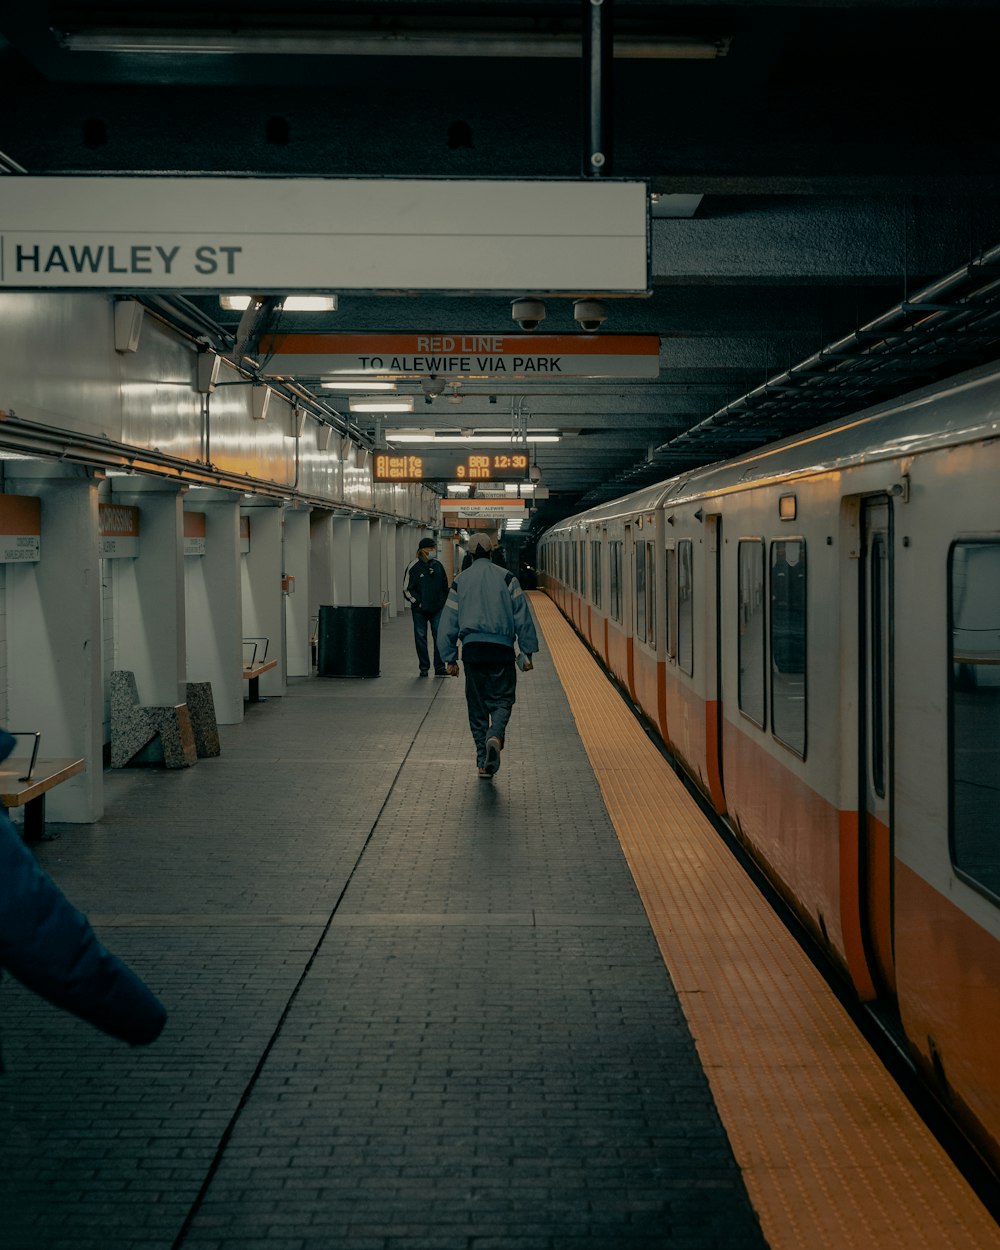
[538,358,1000,1176]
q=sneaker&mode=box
[434,668,448,676]
[477,766,491,779]
[418,669,429,677]
[484,737,501,776]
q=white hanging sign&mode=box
[0,178,649,293]
[261,333,660,379]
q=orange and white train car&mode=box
[539,359,1000,1174]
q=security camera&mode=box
[511,298,547,332]
[573,298,608,332]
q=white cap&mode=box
[467,532,495,554]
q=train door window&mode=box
[770,539,807,757]
[610,541,623,622]
[738,539,766,727]
[665,546,676,660]
[949,540,1000,900]
[635,540,647,641]
[591,541,602,608]
[580,540,587,597]
[677,539,693,675]
[571,540,578,591]
[646,543,656,645]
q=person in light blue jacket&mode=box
[437,532,539,778]
[0,729,166,1069]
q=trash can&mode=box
[316,605,381,677]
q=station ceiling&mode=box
[3,2,1000,535]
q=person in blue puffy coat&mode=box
[0,728,166,1067]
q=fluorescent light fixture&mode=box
[504,483,520,495]
[349,397,414,413]
[219,295,338,311]
[388,433,560,444]
[504,519,525,531]
[63,30,730,60]
[447,484,472,495]
[321,380,396,391]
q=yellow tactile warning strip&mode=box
[532,592,1000,1250]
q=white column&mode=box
[283,504,311,677]
[349,517,369,604]
[397,526,413,617]
[111,479,187,705]
[241,503,285,698]
[5,466,103,822]
[385,523,401,617]
[332,516,352,605]
[369,518,384,611]
[309,509,335,630]
[184,490,243,725]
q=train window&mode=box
[571,540,578,592]
[580,540,587,597]
[677,540,693,675]
[635,541,647,641]
[949,541,1000,901]
[738,540,766,728]
[610,541,623,622]
[665,546,676,659]
[870,533,888,799]
[591,541,602,608]
[646,543,656,644]
[770,540,807,758]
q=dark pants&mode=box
[412,608,445,673]
[464,660,517,766]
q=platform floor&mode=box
[0,597,997,1250]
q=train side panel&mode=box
[891,437,1000,1169]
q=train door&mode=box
[705,513,726,812]
[624,523,636,697]
[860,497,896,995]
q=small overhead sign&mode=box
[261,333,661,380]
[0,178,648,293]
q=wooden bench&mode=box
[242,637,277,703]
[1,750,86,841]
[242,658,278,702]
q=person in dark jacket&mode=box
[0,729,166,1067]
[437,532,539,778]
[403,536,451,676]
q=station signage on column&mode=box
[260,334,661,380]
[99,502,140,558]
[0,495,41,562]
[0,178,648,293]
[183,511,207,556]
